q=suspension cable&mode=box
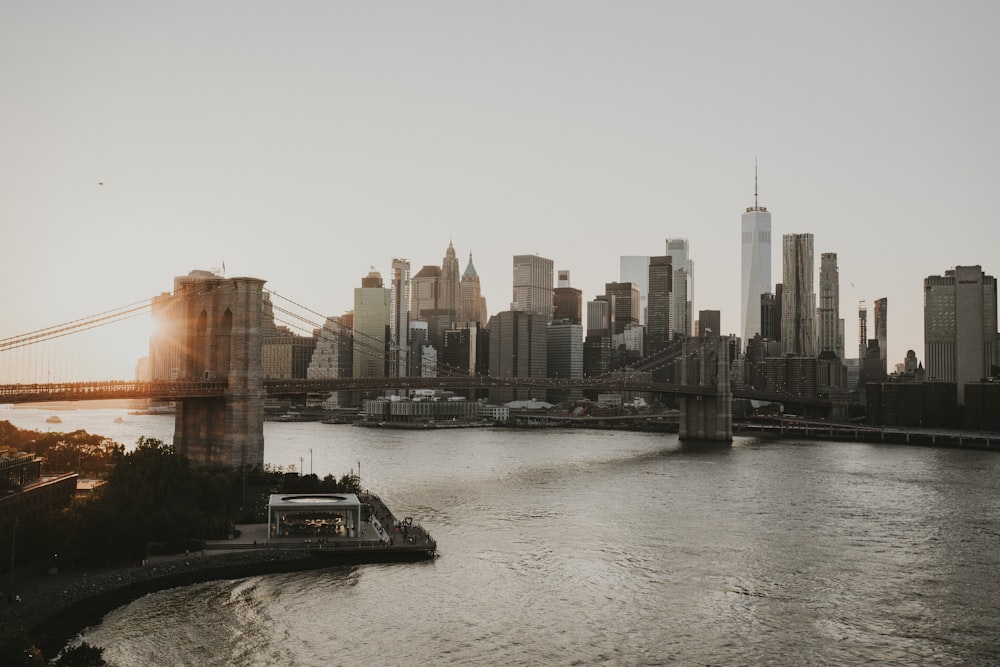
[266,290,475,377]
[0,300,153,352]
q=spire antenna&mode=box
[754,157,759,209]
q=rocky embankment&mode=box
[4,549,324,658]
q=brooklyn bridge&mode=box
[1,272,837,468]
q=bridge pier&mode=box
[154,272,266,468]
[678,337,733,442]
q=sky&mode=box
[2,1,998,382]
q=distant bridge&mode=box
[6,272,839,467]
[0,375,718,404]
[0,377,827,406]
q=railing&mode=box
[0,380,228,403]
[0,376,748,404]
[263,376,718,396]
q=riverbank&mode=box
[2,494,436,659]
[5,545,437,660]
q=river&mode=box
[4,406,1000,665]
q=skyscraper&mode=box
[858,301,868,361]
[780,233,817,357]
[487,309,548,403]
[924,265,998,402]
[818,252,844,359]
[740,173,771,347]
[620,256,650,324]
[553,270,582,324]
[440,242,461,319]
[603,282,640,335]
[459,253,487,325]
[646,256,673,354]
[760,292,779,341]
[353,269,390,379]
[666,238,693,338]
[307,314,353,407]
[584,298,613,377]
[873,297,887,374]
[390,258,410,377]
[442,324,482,386]
[512,254,554,319]
[409,265,441,319]
[586,298,613,338]
[547,320,583,402]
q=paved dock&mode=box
[202,492,437,555]
[0,492,435,658]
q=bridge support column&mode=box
[678,337,733,442]
[164,273,266,468]
[828,401,848,422]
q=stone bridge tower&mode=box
[158,271,266,468]
[678,336,733,441]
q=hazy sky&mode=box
[2,2,998,381]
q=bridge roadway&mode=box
[0,377,722,404]
[0,378,841,409]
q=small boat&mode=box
[114,416,125,424]
[46,415,62,424]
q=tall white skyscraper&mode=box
[740,172,771,347]
[666,239,693,338]
[619,256,650,325]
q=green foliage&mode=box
[85,437,208,563]
[3,423,365,567]
[0,421,123,477]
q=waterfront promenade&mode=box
[736,418,1000,450]
[0,493,435,658]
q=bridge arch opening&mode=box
[193,309,209,378]
[214,307,233,378]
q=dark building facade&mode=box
[547,320,584,402]
[441,324,489,398]
[964,382,1000,431]
[760,289,781,342]
[764,356,818,397]
[647,256,673,354]
[487,310,548,403]
[697,310,721,337]
[553,287,583,324]
[866,382,960,428]
[603,282,640,336]
[874,297,888,376]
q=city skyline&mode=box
[2,2,999,381]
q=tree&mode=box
[52,643,106,667]
[98,437,207,558]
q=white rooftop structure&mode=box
[268,493,362,540]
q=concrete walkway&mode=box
[0,492,436,659]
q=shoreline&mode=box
[7,543,436,659]
[3,492,436,659]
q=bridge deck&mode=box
[0,377,721,404]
